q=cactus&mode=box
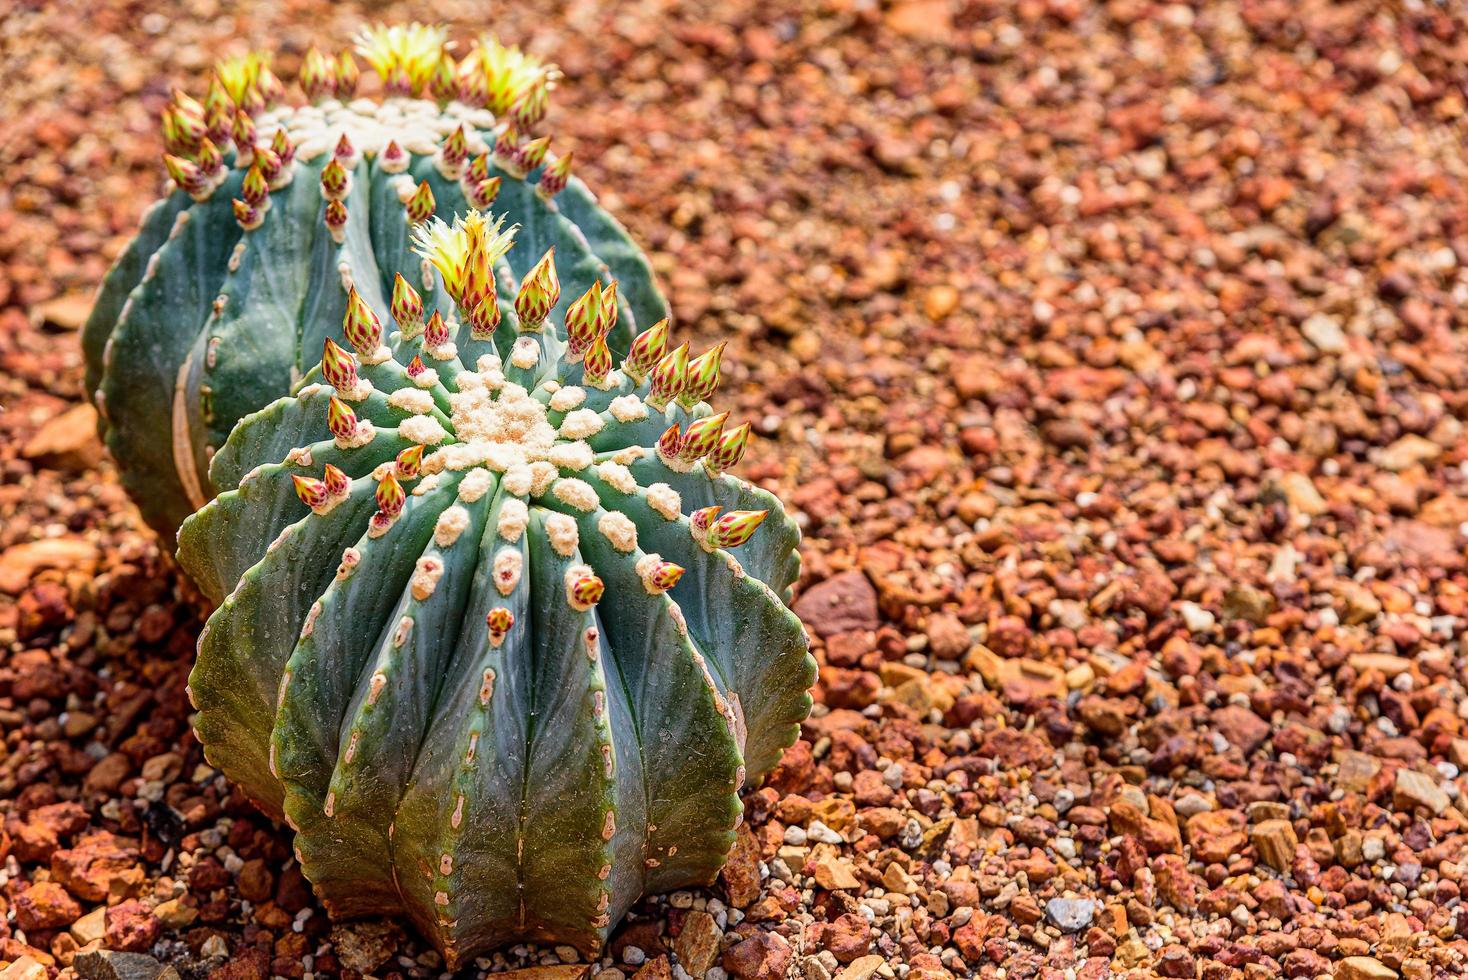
[83,24,669,541]
[175,205,816,962]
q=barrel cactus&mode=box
[83,23,667,542]
[163,40,816,965]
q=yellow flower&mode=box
[353,22,448,93]
[412,211,518,302]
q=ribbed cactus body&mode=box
[83,29,668,541]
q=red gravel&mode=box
[3,1,1468,979]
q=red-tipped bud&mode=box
[300,47,335,101]
[430,50,458,104]
[380,139,409,174]
[258,66,285,107]
[465,176,501,210]
[406,355,428,378]
[458,63,489,107]
[342,288,382,354]
[254,146,282,185]
[678,342,726,409]
[162,105,204,156]
[324,199,348,240]
[493,124,522,165]
[320,158,349,201]
[460,234,494,310]
[583,334,613,386]
[468,153,491,183]
[385,62,412,97]
[623,318,671,383]
[396,444,425,479]
[391,274,424,332]
[231,110,257,151]
[486,606,514,642]
[205,101,234,145]
[518,136,550,173]
[656,423,682,462]
[327,395,358,441]
[164,154,205,195]
[376,471,405,517]
[423,310,451,348]
[705,422,752,473]
[292,474,329,510]
[270,127,296,167]
[706,510,768,550]
[406,180,435,223]
[467,296,501,340]
[511,78,550,129]
[646,342,690,410]
[597,280,619,337]
[441,125,469,167]
[564,282,602,358]
[568,572,605,609]
[336,53,360,97]
[322,463,350,497]
[689,506,722,538]
[241,163,269,206]
[196,137,224,179]
[538,152,573,198]
[232,198,263,230]
[320,338,359,392]
[333,132,356,163]
[679,412,727,462]
[646,560,685,593]
[514,247,559,327]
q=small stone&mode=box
[723,931,792,980]
[22,403,103,472]
[1250,819,1298,872]
[70,905,107,945]
[794,571,879,638]
[0,537,100,594]
[673,910,722,978]
[0,959,47,980]
[813,856,861,891]
[1334,957,1399,980]
[823,913,871,963]
[330,919,407,974]
[73,950,181,980]
[720,825,762,908]
[923,285,960,321]
[1277,472,1327,516]
[1393,768,1450,815]
[1301,312,1347,353]
[32,294,92,330]
[834,955,884,980]
[14,881,82,931]
[1378,435,1440,472]
[104,899,160,952]
[1044,897,1095,933]
[1178,602,1215,633]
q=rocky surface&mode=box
[3,0,1468,978]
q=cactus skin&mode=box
[176,204,815,963]
[83,25,669,542]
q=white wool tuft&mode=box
[434,505,471,547]
[411,556,444,600]
[497,498,530,541]
[399,414,449,445]
[549,441,593,472]
[493,548,523,595]
[389,388,436,414]
[545,513,580,557]
[597,512,638,553]
[646,483,683,521]
[549,386,587,412]
[458,468,495,502]
[558,408,604,440]
[596,461,638,495]
[502,464,533,497]
[553,478,599,512]
[510,337,540,369]
[608,395,649,422]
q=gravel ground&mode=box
[4,0,1468,978]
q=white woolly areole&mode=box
[336,547,361,581]
[411,367,440,388]
[336,420,376,450]
[411,472,442,496]
[612,446,648,465]
[608,395,649,423]
[493,547,523,595]
[503,464,533,497]
[598,512,638,553]
[434,506,471,547]
[476,353,503,374]
[497,498,529,541]
[436,380,558,474]
[646,483,683,521]
[545,513,580,557]
[286,446,314,467]
[389,388,436,414]
[553,478,599,512]
[399,414,449,445]
[455,371,485,391]
[510,336,541,369]
[458,468,494,502]
[530,461,559,495]
[411,556,445,600]
[596,461,638,495]
[361,345,393,366]
[558,408,604,440]
[549,386,587,412]
[549,442,593,472]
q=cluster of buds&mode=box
[412,211,517,340]
[486,607,515,648]
[369,471,407,536]
[655,415,752,474]
[291,463,351,514]
[689,507,768,552]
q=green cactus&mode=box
[170,89,815,968]
[83,24,669,542]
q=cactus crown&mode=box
[83,22,671,540]
[139,22,816,967]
